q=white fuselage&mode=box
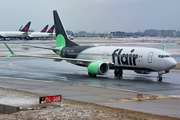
[28,32,55,38]
[75,46,177,71]
[0,31,29,38]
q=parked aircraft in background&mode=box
[26,25,49,40]
[47,25,55,33]
[0,22,31,40]
[28,25,55,40]
[19,25,23,31]
[40,25,49,32]
[4,10,177,82]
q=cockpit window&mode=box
[164,55,171,57]
[158,55,171,58]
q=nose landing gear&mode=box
[157,74,162,82]
[157,70,169,82]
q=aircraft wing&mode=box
[4,42,113,66]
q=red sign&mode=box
[44,95,61,103]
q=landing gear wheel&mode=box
[157,75,162,82]
[114,70,118,76]
[119,70,123,76]
[114,69,123,77]
[88,72,96,77]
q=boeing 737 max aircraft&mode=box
[0,22,31,39]
[4,10,177,82]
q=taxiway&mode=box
[0,57,180,118]
[0,38,180,118]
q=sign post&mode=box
[39,95,62,108]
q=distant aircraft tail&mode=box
[47,25,55,33]
[19,25,23,31]
[163,44,166,51]
[21,22,31,32]
[53,10,78,47]
[41,25,49,32]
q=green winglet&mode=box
[3,42,15,59]
[163,44,166,51]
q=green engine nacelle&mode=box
[134,70,151,74]
[88,61,109,75]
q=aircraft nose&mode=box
[167,58,177,69]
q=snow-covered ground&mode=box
[0,87,175,120]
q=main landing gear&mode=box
[114,69,123,77]
[157,74,162,82]
[88,72,96,77]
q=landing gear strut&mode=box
[114,69,123,77]
[88,72,96,77]
[157,74,162,82]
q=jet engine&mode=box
[134,70,151,74]
[88,61,109,75]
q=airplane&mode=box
[3,10,177,82]
[28,25,55,40]
[26,25,49,39]
[0,22,31,40]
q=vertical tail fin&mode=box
[47,25,55,33]
[53,10,78,47]
[41,25,49,32]
[21,22,31,32]
[19,25,23,31]
[163,44,166,51]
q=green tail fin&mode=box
[163,44,166,51]
[3,42,15,59]
[54,34,66,56]
[53,10,78,47]
[56,34,66,47]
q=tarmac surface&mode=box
[0,38,180,118]
[0,57,180,118]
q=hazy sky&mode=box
[0,0,180,33]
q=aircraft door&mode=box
[148,52,154,63]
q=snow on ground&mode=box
[0,87,175,120]
[0,87,41,107]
